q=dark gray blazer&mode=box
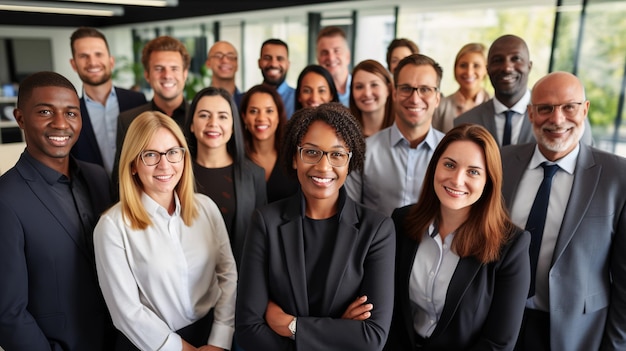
[0,153,114,350]
[235,188,396,351]
[501,142,626,350]
[454,98,593,146]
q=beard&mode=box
[78,70,112,87]
[262,67,286,86]
[534,122,583,154]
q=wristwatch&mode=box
[288,317,297,339]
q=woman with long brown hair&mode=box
[385,124,530,350]
[349,60,395,137]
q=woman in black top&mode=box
[185,86,266,266]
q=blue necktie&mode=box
[525,162,559,297]
[502,110,514,146]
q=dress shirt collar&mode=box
[529,143,580,175]
[276,80,292,95]
[390,122,441,151]
[83,85,117,104]
[493,90,531,115]
[23,151,82,184]
[141,191,181,219]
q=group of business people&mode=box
[1,31,626,351]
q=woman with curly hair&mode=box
[236,103,395,351]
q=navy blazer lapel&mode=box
[552,144,599,264]
[15,155,91,259]
[400,238,420,347]
[430,256,482,339]
[320,197,359,315]
[279,195,310,316]
[78,97,103,164]
[482,102,498,138]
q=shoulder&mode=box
[119,103,151,121]
[501,143,534,159]
[499,226,531,262]
[587,144,626,168]
[194,193,221,214]
[456,99,493,122]
[241,158,265,177]
[77,159,108,178]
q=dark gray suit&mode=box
[235,188,395,351]
[455,99,593,145]
[501,143,626,350]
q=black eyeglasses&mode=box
[297,146,352,167]
[530,102,584,117]
[395,84,439,99]
[139,147,186,166]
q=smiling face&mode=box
[259,43,290,86]
[529,72,588,161]
[190,95,233,153]
[316,35,351,80]
[144,50,188,105]
[352,69,389,115]
[14,86,81,173]
[434,140,487,219]
[487,36,532,106]
[455,51,487,94]
[70,37,114,87]
[134,127,184,208]
[293,120,349,207]
[207,41,238,80]
[298,72,333,108]
[393,64,440,132]
[242,92,279,143]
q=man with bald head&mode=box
[455,34,592,146]
[501,72,626,350]
[207,40,244,108]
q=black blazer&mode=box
[236,188,396,351]
[0,153,114,350]
[385,205,530,351]
[71,87,146,167]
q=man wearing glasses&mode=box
[345,54,444,216]
[207,41,244,109]
[501,71,626,350]
[455,34,593,146]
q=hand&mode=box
[181,339,198,351]
[197,346,224,351]
[341,295,373,321]
[265,300,294,337]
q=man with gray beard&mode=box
[501,71,626,350]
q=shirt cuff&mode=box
[208,323,235,349]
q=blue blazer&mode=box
[236,188,396,350]
[0,153,114,350]
[71,87,146,167]
[385,205,530,351]
[501,142,626,350]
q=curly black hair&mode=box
[281,102,365,178]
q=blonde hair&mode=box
[118,111,198,230]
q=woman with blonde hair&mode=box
[385,124,529,350]
[349,60,395,137]
[95,111,237,351]
[433,43,490,132]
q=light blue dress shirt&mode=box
[338,74,352,107]
[345,123,444,216]
[84,87,119,174]
[276,80,295,119]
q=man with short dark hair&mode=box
[0,71,114,350]
[345,54,444,216]
[316,26,351,107]
[455,34,592,146]
[69,26,146,176]
[258,38,295,117]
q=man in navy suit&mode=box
[502,72,626,350]
[0,71,114,350]
[69,27,146,177]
